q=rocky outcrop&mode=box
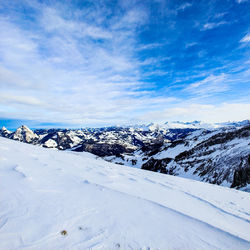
[142,125,250,189]
[73,142,133,157]
[10,125,39,144]
[142,158,172,173]
[0,126,11,138]
[231,155,250,188]
[39,131,81,150]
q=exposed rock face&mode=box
[73,143,132,157]
[142,158,172,173]
[0,126,11,138]
[10,125,39,143]
[39,131,81,150]
[142,125,250,189]
[231,156,250,188]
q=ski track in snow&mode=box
[0,137,250,250]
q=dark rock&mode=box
[231,156,250,188]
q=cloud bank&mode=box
[0,0,249,127]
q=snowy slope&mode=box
[0,137,250,250]
[142,125,250,189]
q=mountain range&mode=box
[1,120,250,191]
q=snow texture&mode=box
[0,137,250,250]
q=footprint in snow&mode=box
[128,177,136,182]
[83,179,90,184]
[13,165,26,178]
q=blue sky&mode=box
[0,0,250,129]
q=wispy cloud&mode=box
[236,0,249,3]
[0,0,249,126]
[185,42,198,48]
[176,3,192,12]
[0,94,44,106]
[184,68,250,98]
[240,34,250,42]
[186,74,228,94]
[137,43,165,51]
[0,1,158,125]
[140,103,250,123]
[202,21,228,30]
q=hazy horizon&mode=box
[1,118,250,130]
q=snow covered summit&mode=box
[0,126,11,137]
[0,137,250,249]
[10,125,39,143]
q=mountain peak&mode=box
[18,125,32,131]
[13,125,38,143]
[0,126,11,136]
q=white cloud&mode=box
[236,0,249,3]
[240,34,250,43]
[0,1,249,126]
[214,12,227,19]
[41,7,112,40]
[202,21,227,30]
[0,2,157,125]
[0,94,44,106]
[185,42,197,48]
[137,43,165,51]
[185,74,228,95]
[140,103,250,123]
[176,3,192,12]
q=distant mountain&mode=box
[163,120,250,129]
[1,120,249,190]
[215,120,250,127]
[0,126,11,137]
[1,124,192,152]
[141,125,250,191]
[10,125,39,143]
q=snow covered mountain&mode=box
[141,125,250,191]
[161,120,250,129]
[10,125,39,143]
[0,124,192,153]
[0,126,11,137]
[0,137,250,250]
[1,120,250,190]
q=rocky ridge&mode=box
[1,120,250,190]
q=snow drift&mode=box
[0,137,250,249]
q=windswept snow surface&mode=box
[0,137,250,250]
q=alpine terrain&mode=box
[1,120,250,191]
[0,137,250,249]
